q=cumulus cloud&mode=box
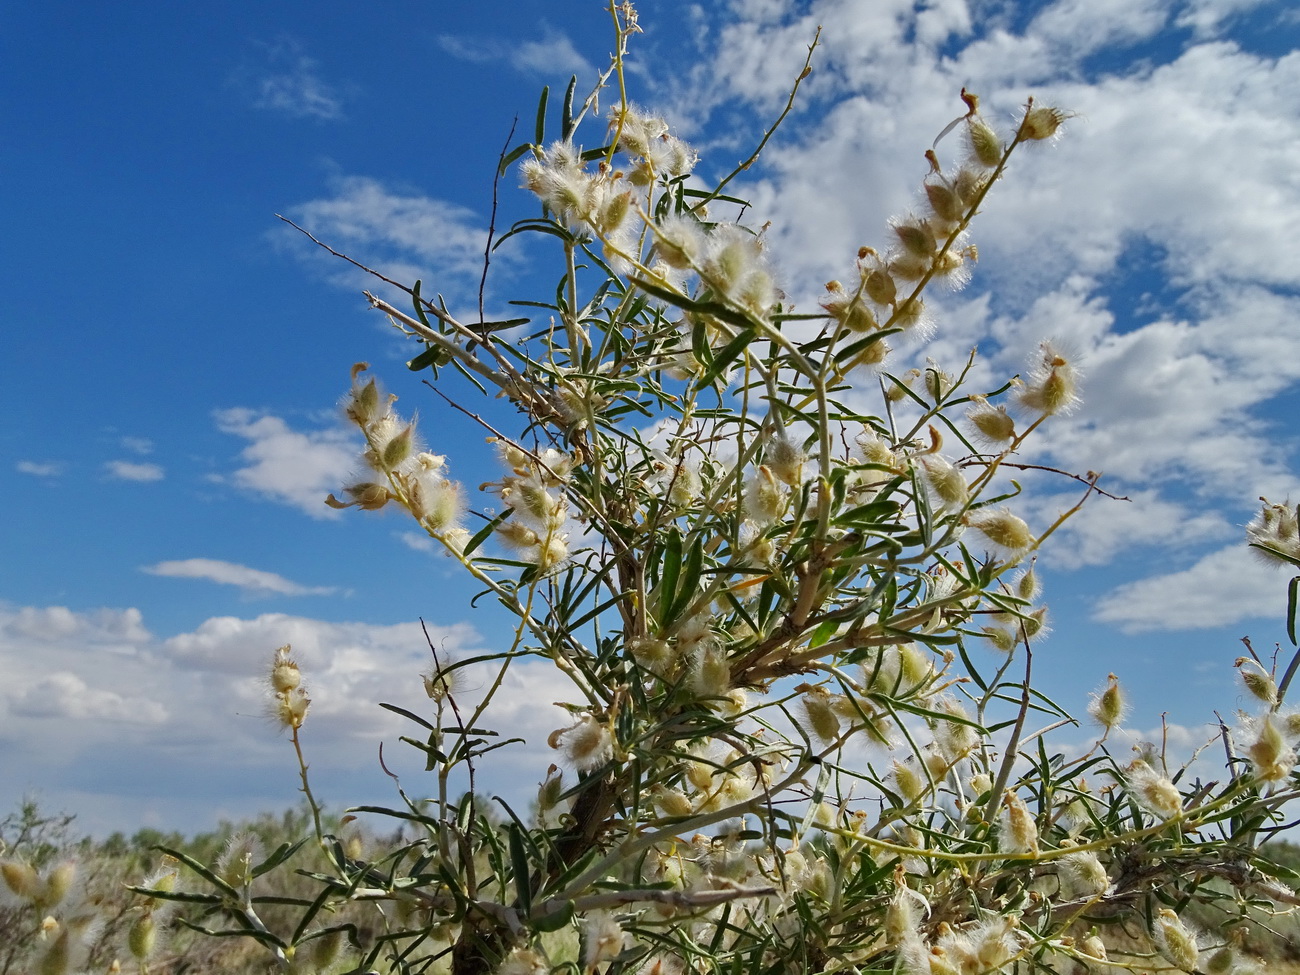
[0,603,567,835]
[10,671,168,724]
[119,436,153,455]
[1094,544,1290,631]
[143,559,336,597]
[104,460,165,482]
[16,460,61,478]
[1023,489,1233,570]
[214,408,357,519]
[651,0,1300,640]
[3,605,151,645]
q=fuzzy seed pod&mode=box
[549,713,613,771]
[1,860,39,901]
[1236,658,1278,705]
[967,117,1003,167]
[537,769,564,811]
[654,786,693,818]
[918,454,968,510]
[965,508,1034,554]
[767,437,806,487]
[275,686,311,730]
[536,533,570,571]
[629,635,676,673]
[1021,606,1050,640]
[891,760,926,803]
[801,687,841,742]
[1088,674,1126,731]
[934,696,979,763]
[980,626,1017,653]
[42,861,76,909]
[1018,340,1081,415]
[1245,712,1297,786]
[893,220,936,258]
[1153,908,1199,971]
[1060,851,1110,897]
[863,268,897,306]
[1000,791,1039,854]
[1019,105,1067,141]
[342,368,386,428]
[1016,567,1040,601]
[693,645,732,701]
[308,928,346,970]
[924,180,964,224]
[39,926,73,975]
[893,297,926,332]
[966,398,1016,444]
[128,914,157,961]
[653,214,706,270]
[269,646,301,695]
[596,189,633,234]
[952,167,988,204]
[1129,762,1182,820]
[745,465,788,525]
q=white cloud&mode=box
[1093,543,1291,632]
[437,30,594,80]
[1028,0,1169,54]
[245,39,345,120]
[281,175,494,299]
[10,671,168,724]
[104,460,165,482]
[143,559,336,597]
[1025,489,1233,569]
[1175,0,1280,37]
[652,1,1300,639]
[512,34,596,79]
[214,408,357,519]
[120,436,153,455]
[16,460,61,478]
[398,531,436,552]
[0,603,517,835]
[4,605,150,644]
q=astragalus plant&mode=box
[127,7,1300,975]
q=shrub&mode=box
[11,6,1297,975]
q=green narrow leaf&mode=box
[463,510,511,557]
[534,85,549,145]
[807,618,839,650]
[1288,575,1298,646]
[833,327,901,364]
[290,885,341,944]
[659,527,683,611]
[411,279,431,326]
[532,899,576,932]
[379,701,436,732]
[666,535,706,624]
[697,327,754,387]
[507,822,533,914]
[153,845,241,901]
[251,840,306,879]
[560,75,578,141]
[569,589,634,632]
[407,344,447,372]
[499,142,531,177]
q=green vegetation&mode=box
[6,6,1300,974]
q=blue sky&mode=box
[3,0,1299,837]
